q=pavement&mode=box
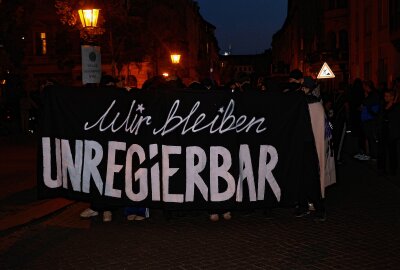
[0,135,74,232]
[0,133,399,269]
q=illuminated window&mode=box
[35,32,47,55]
[41,33,47,55]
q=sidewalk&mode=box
[0,133,400,269]
[0,132,399,232]
[0,135,73,231]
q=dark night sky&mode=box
[196,0,288,55]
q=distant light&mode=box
[170,54,181,64]
[0,79,6,85]
[21,36,25,40]
[210,68,213,73]
[78,9,100,28]
[162,72,169,77]
[223,52,229,56]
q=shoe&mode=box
[134,216,146,221]
[127,214,137,221]
[223,212,232,220]
[353,153,363,159]
[308,203,315,211]
[103,211,112,222]
[80,208,98,218]
[209,214,219,222]
[358,154,370,161]
[313,211,326,222]
[294,207,310,218]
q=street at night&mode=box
[1,135,399,269]
[1,0,400,269]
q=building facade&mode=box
[272,0,400,89]
[219,51,272,86]
[0,0,219,91]
[349,0,400,86]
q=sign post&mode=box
[317,62,335,79]
[81,45,102,85]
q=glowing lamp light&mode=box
[170,54,181,64]
[162,72,169,77]
[78,9,100,28]
[0,79,6,85]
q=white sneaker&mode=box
[353,153,363,159]
[209,214,219,222]
[80,208,98,218]
[358,154,370,161]
[127,214,136,221]
[223,212,232,220]
[103,211,112,222]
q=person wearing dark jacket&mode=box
[377,90,400,176]
[357,80,380,161]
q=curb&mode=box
[0,198,74,231]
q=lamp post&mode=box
[78,8,100,29]
[78,7,102,85]
[170,53,181,76]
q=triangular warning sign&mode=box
[317,62,335,79]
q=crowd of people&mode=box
[10,70,398,224]
[79,71,400,223]
[345,78,400,176]
[79,70,343,223]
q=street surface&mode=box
[0,134,399,269]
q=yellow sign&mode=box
[317,62,335,79]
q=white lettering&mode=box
[186,146,208,202]
[125,144,148,201]
[61,139,83,191]
[104,141,125,198]
[162,145,184,203]
[237,145,257,202]
[82,140,104,194]
[257,145,280,201]
[210,146,235,201]
[42,137,62,188]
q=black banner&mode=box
[37,86,321,210]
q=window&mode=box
[364,61,371,80]
[378,58,388,84]
[328,0,335,10]
[390,0,400,31]
[300,37,304,51]
[339,30,348,50]
[364,7,371,36]
[327,32,336,51]
[378,0,386,28]
[337,0,348,9]
[35,32,47,56]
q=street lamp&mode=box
[78,8,100,29]
[170,54,181,64]
[78,7,102,85]
[170,53,181,76]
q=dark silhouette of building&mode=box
[219,51,272,86]
[0,0,220,90]
[272,0,400,89]
[349,0,400,85]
